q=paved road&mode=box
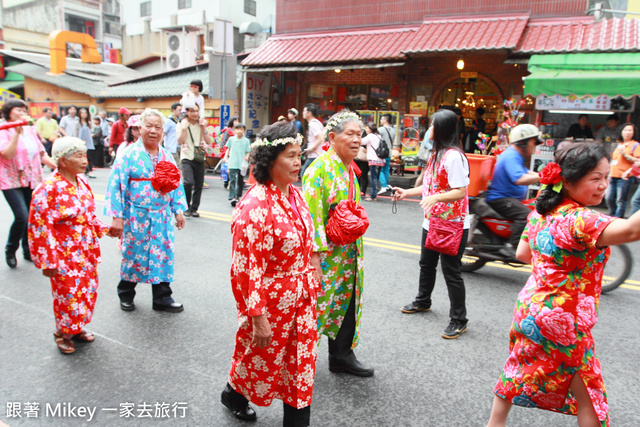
[1,167,639,426]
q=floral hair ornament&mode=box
[51,137,87,164]
[251,133,303,148]
[324,111,361,137]
[539,162,563,193]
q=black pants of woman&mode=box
[222,383,310,426]
[181,159,205,212]
[85,149,95,174]
[2,186,32,259]
[412,227,469,321]
[354,159,369,194]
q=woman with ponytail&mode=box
[488,142,640,427]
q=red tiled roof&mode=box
[405,14,529,53]
[241,26,420,67]
[515,17,640,53]
[242,16,640,68]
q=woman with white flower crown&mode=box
[221,120,320,427]
[302,109,375,378]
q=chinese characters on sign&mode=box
[245,74,270,137]
[5,401,188,421]
[535,94,612,111]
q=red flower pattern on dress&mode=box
[494,200,615,427]
[28,172,109,334]
[228,182,318,409]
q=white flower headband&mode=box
[324,111,361,137]
[51,137,87,164]
[251,133,304,148]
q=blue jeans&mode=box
[228,169,244,200]
[379,158,391,188]
[369,165,381,198]
[607,177,632,218]
[2,187,33,254]
[630,183,640,216]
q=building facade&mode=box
[1,0,122,57]
[241,0,640,139]
[120,0,275,73]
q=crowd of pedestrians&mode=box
[3,87,640,426]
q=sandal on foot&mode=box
[53,332,75,354]
[73,330,95,342]
[363,196,372,201]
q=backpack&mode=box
[374,134,389,159]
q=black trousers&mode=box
[413,227,469,322]
[117,280,175,305]
[85,148,94,173]
[3,187,33,254]
[328,281,357,361]
[222,383,310,427]
[487,197,531,247]
[182,159,205,211]
[354,159,369,194]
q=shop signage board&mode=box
[245,74,270,136]
[0,88,19,108]
[535,94,611,111]
[28,102,60,118]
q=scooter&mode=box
[462,196,632,293]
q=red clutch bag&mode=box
[325,167,369,246]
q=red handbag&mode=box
[325,166,369,246]
[424,216,463,256]
[423,151,465,256]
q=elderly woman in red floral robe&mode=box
[28,137,114,354]
[221,121,319,427]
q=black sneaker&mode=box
[230,199,237,207]
[183,210,192,217]
[400,303,431,314]
[442,320,468,339]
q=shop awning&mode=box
[524,53,640,98]
[241,26,418,67]
[403,13,529,54]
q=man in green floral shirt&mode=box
[302,110,373,377]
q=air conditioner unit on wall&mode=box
[166,31,199,70]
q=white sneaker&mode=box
[377,188,387,195]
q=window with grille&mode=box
[140,1,151,17]
[244,0,256,16]
[178,0,192,9]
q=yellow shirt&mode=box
[35,117,59,140]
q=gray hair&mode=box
[140,108,166,126]
[326,109,362,137]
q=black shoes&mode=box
[230,199,238,207]
[152,302,184,313]
[120,301,136,311]
[23,251,32,262]
[190,211,200,218]
[183,210,192,217]
[400,303,431,314]
[5,251,17,268]
[442,319,468,339]
[221,386,257,422]
[329,355,374,377]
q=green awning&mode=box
[524,53,640,98]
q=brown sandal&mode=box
[73,330,95,342]
[53,332,75,354]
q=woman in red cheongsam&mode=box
[488,143,640,427]
[28,137,114,354]
[221,121,320,427]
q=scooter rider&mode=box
[485,124,542,258]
